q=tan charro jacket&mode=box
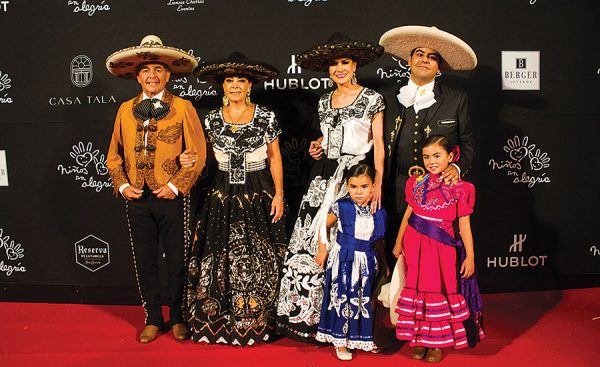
[107,90,206,196]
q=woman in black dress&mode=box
[181,52,286,346]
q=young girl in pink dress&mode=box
[392,135,484,363]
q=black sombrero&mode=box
[193,52,279,84]
[296,32,384,72]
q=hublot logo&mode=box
[487,233,548,268]
[264,55,329,91]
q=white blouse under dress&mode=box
[204,105,281,184]
[318,87,385,159]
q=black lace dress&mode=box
[186,105,287,346]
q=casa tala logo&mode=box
[264,55,330,91]
[0,228,27,277]
[487,234,548,269]
[0,1,8,12]
[488,136,551,188]
[171,49,218,101]
[48,55,117,106]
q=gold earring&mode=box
[245,89,251,105]
[222,95,229,106]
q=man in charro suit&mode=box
[106,35,206,343]
[378,26,477,265]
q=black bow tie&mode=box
[133,98,170,121]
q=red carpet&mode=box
[1,288,599,367]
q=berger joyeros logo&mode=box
[67,1,111,16]
[264,55,329,90]
[75,234,110,272]
[0,70,14,104]
[487,233,548,269]
[57,141,112,192]
[171,49,218,101]
[502,51,540,90]
[488,135,551,188]
[48,55,116,106]
[0,228,27,277]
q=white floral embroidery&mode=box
[304,176,327,208]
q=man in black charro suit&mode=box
[378,26,478,267]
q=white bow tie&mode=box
[397,85,436,113]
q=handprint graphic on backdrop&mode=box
[0,71,11,92]
[281,138,309,186]
[504,136,536,163]
[70,142,100,168]
[528,148,550,171]
[94,153,109,175]
[0,228,24,261]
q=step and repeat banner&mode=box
[0,0,598,303]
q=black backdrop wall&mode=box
[1,0,599,304]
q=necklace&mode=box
[225,105,249,132]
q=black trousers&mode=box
[125,191,187,327]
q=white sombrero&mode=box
[379,26,477,71]
[106,35,198,79]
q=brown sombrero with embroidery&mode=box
[106,35,198,79]
[193,52,279,84]
[296,32,384,72]
[379,26,477,71]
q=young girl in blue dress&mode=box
[314,164,386,361]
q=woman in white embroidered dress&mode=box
[276,33,386,343]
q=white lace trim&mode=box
[315,332,376,351]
